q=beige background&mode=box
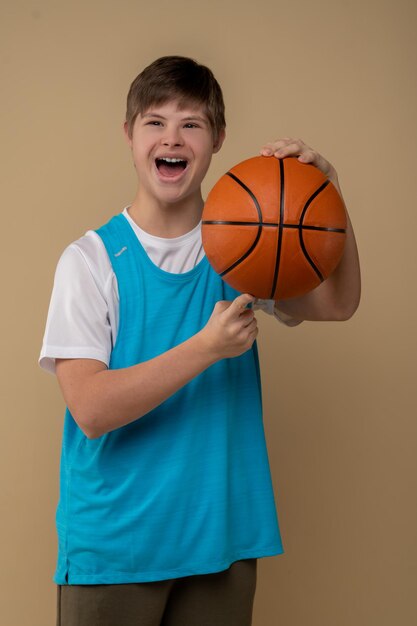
[1,0,416,624]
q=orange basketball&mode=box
[202,156,347,300]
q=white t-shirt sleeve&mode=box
[39,238,113,374]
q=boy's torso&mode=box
[53,212,283,585]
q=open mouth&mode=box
[155,157,188,178]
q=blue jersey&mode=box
[54,213,283,584]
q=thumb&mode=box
[225,293,256,320]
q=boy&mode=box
[40,56,360,626]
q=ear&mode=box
[213,128,226,154]
[123,121,132,147]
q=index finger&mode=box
[224,293,256,320]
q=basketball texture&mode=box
[202,156,347,300]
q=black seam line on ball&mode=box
[202,220,345,233]
[300,180,330,225]
[225,172,263,223]
[285,224,346,233]
[298,180,330,281]
[270,159,285,299]
[219,173,263,277]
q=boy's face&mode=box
[124,100,225,207]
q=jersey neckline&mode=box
[119,212,209,281]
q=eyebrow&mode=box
[142,113,208,123]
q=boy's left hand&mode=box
[260,138,338,185]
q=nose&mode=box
[161,124,184,147]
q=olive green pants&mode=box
[57,559,257,626]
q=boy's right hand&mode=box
[199,293,258,361]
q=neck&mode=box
[127,188,204,238]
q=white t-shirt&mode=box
[39,208,301,374]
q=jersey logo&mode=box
[114,246,128,257]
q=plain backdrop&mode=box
[1,0,416,624]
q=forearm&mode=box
[67,331,217,439]
[57,294,257,439]
[322,210,361,317]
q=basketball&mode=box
[202,156,347,300]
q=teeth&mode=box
[158,157,186,163]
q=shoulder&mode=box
[56,230,113,295]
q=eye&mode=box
[184,123,198,129]
[146,120,162,126]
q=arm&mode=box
[56,293,257,439]
[260,138,361,322]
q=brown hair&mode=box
[125,56,226,144]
